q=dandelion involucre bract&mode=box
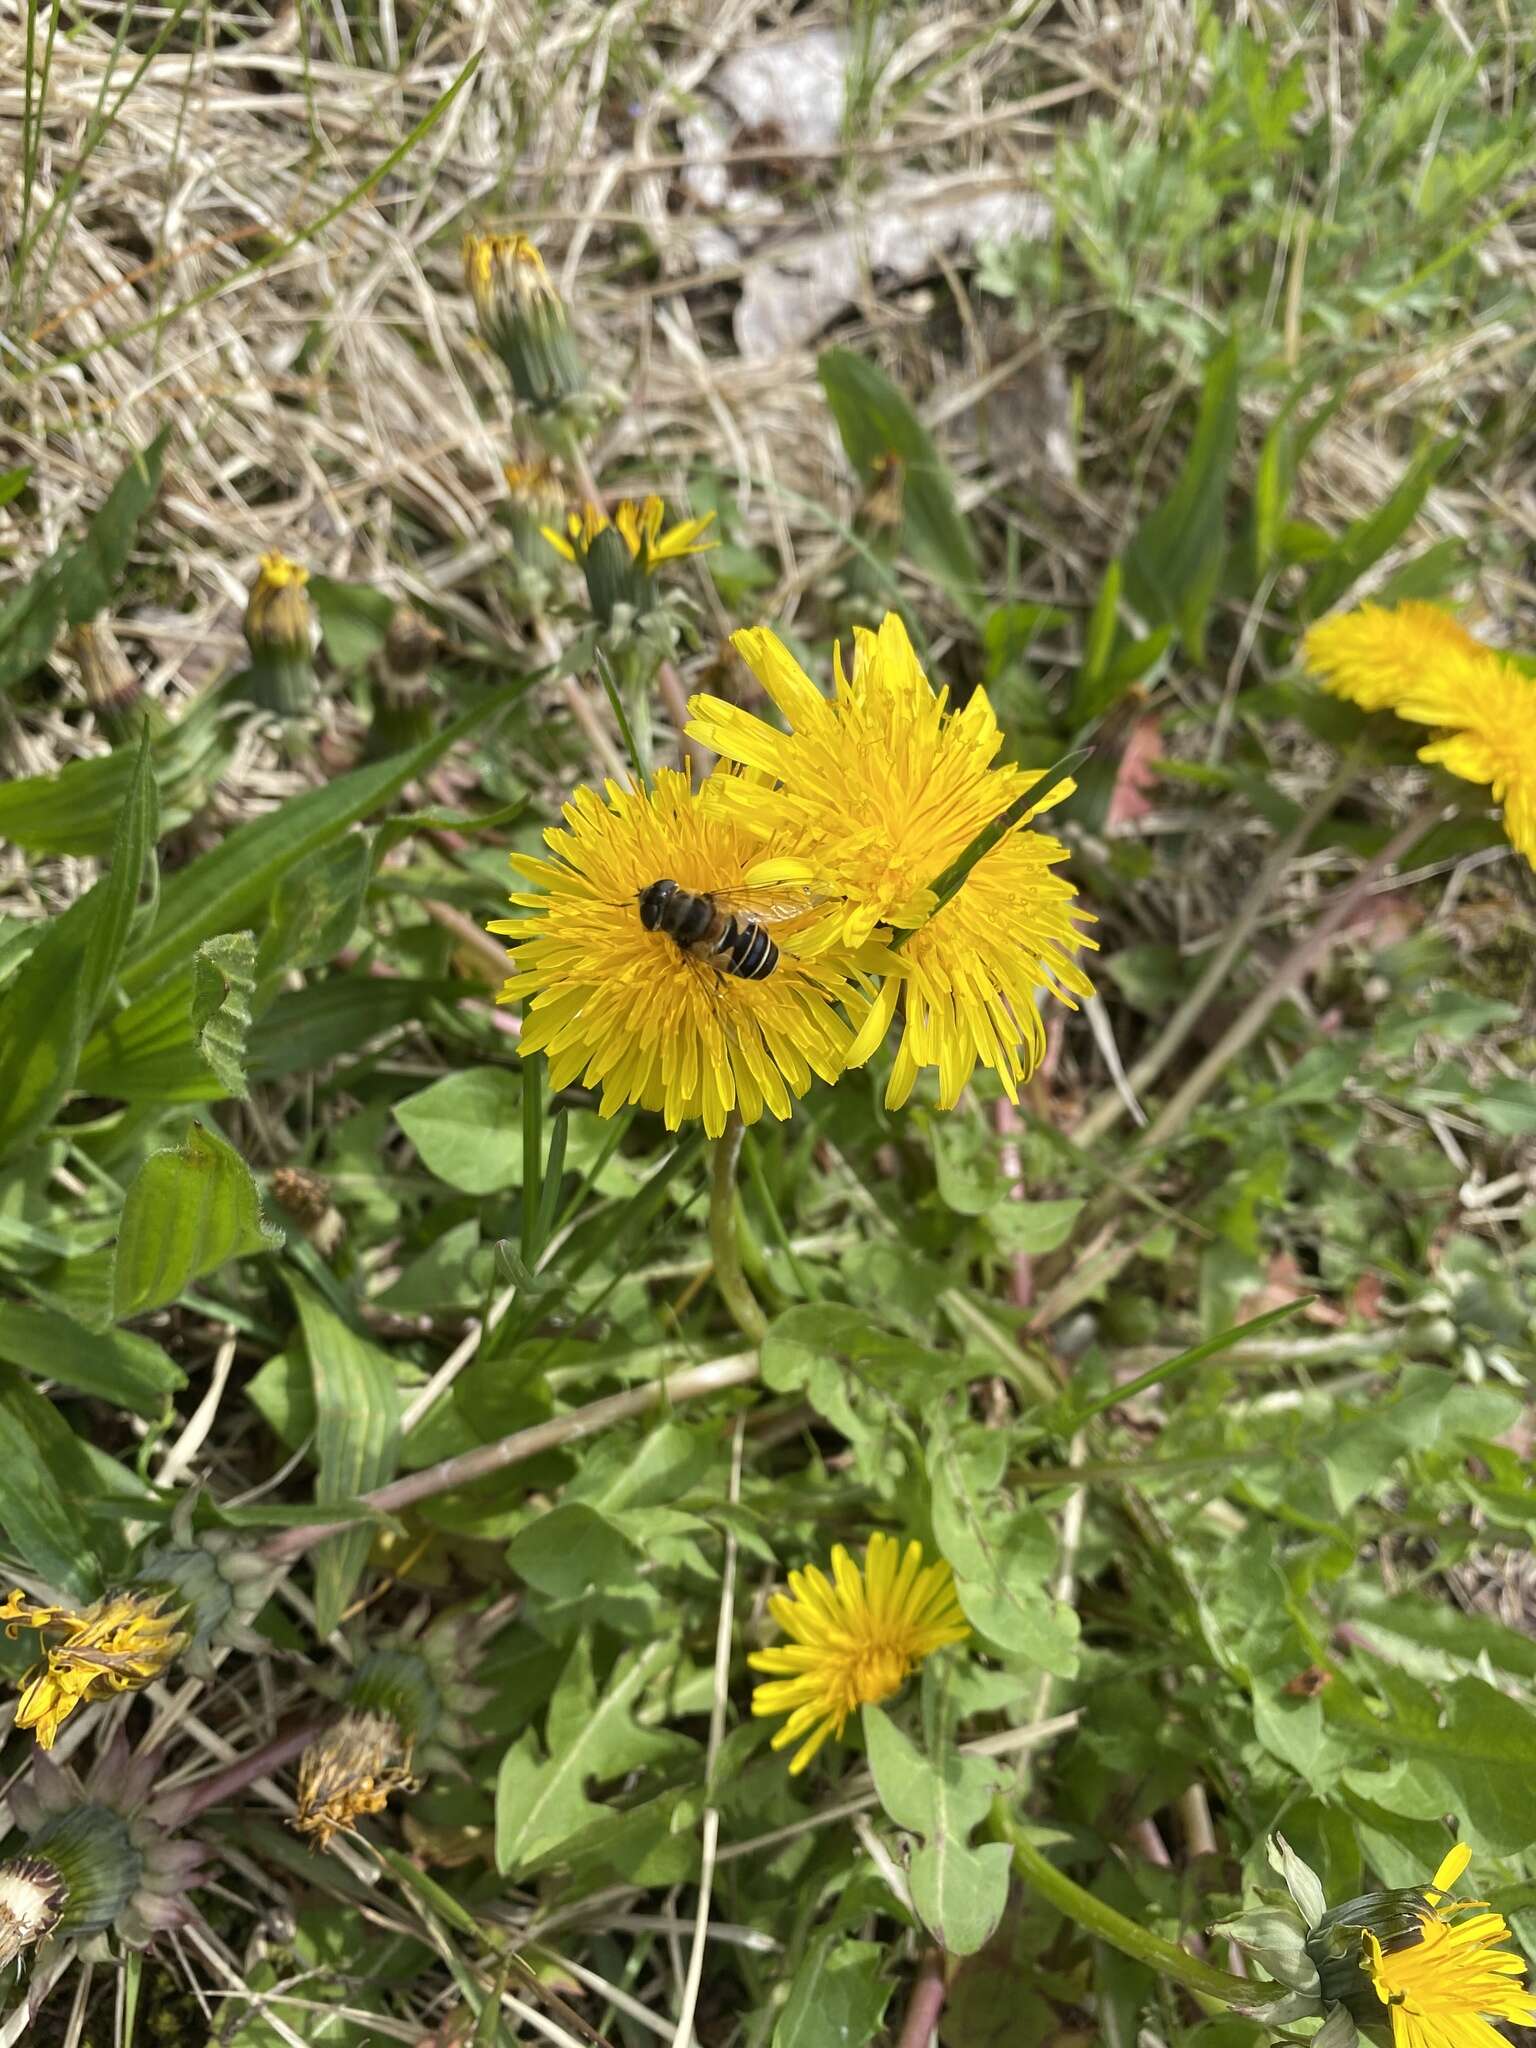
[1,1589,189,1751]
[689,611,1096,1105]
[492,768,870,1138]
[748,1532,970,1774]
[1360,1843,1536,2048]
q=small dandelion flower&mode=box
[1,1588,189,1750]
[1302,601,1486,713]
[463,230,585,411]
[748,1532,971,1774]
[543,495,716,624]
[293,1710,417,1852]
[491,767,870,1138]
[1357,1843,1536,2048]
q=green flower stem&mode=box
[710,1112,769,1346]
[990,1801,1255,2006]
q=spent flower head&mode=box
[293,1710,417,1852]
[748,1532,970,1774]
[491,767,873,1137]
[1,1587,188,1749]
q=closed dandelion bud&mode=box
[131,1493,280,1674]
[11,1739,207,1952]
[243,551,316,715]
[65,619,154,742]
[0,1856,67,1968]
[463,231,585,414]
[367,605,442,759]
[270,1164,346,1257]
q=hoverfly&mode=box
[634,877,820,981]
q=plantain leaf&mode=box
[0,1301,184,1416]
[112,1119,281,1318]
[0,1365,105,1598]
[62,426,172,627]
[286,1273,401,1634]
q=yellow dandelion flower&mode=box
[1393,654,1536,868]
[541,495,716,571]
[1302,602,1486,713]
[853,825,1097,1110]
[244,552,311,659]
[1361,1843,1536,2048]
[749,1533,970,1774]
[292,1711,417,1852]
[1,1588,189,1750]
[490,767,871,1138]
[689,612,1034,948]
[688,611,1096,1103]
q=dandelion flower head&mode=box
[748,1532,970,1774]
[491,768,870,1138]
[543,495,716,572]
[1399,654,1536,868]
[1302,601,1486,713]
[689,612,1039,950]
[1,1588,189,1750]
[293,1711,417,1852]
[1359,1842,1536,2048]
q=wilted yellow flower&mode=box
[463,231,584,411]
[293,1710,417,1852]
[1302,601,1486,712]
[749,1533,970,1774]
[490,767,871,1138]
[1,1589,189,1750]
[1360,1842,1536,2048]
[689,612,1096,1104]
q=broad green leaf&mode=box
[0,466,29,510]
[309,576,394,668]
[988,1199,1084,1256]
[0,728,157,1161]
[192,930,257,1096]
[773,1937,892,2048]
[494,1634,688,1874]
[0,1365,104,1597]
[286,1274,402,1635]
[1124,334,1240,661]
[113,1119,281,1318]
[63,426,172,626]
[1300,436,1459,620]
[248,977,463,1080]
[863,1704,1010,1956]
[0,1301,183,1416]
[506,1503,638,1601]
[0,561,68,696]
[395,1066,523,1194]
[120,680,528,998]
[77,967,224,1103]
[818,346,982,613]
[929,1423,1079,1672]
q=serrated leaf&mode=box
[863,1704,1009,1956]
[1330,1669,1536,1856]
[818,346,982,613]
[773,1937,892,2048]
[286,1274,402,1635]
[120,680,529,999]
[494,1635,689,1875]
[0,1301,183,1417]
[0,1365,105,1598]
[929,1423,1080,1673]
[112,1119,281,1318]
[192,930,257,1096]
[0,728,157,1162]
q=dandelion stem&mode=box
[990,1801,1255,2006]
[709,1113,769,1346]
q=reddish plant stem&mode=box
[896,1951,948,2048]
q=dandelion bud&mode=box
[65,620,149,741]
[381,604,440,684]
[463,232,585,414]
[243,551,316,715]
[542,495,715,629]
[0,1856,67,1968]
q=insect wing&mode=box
[708,883,822,928]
